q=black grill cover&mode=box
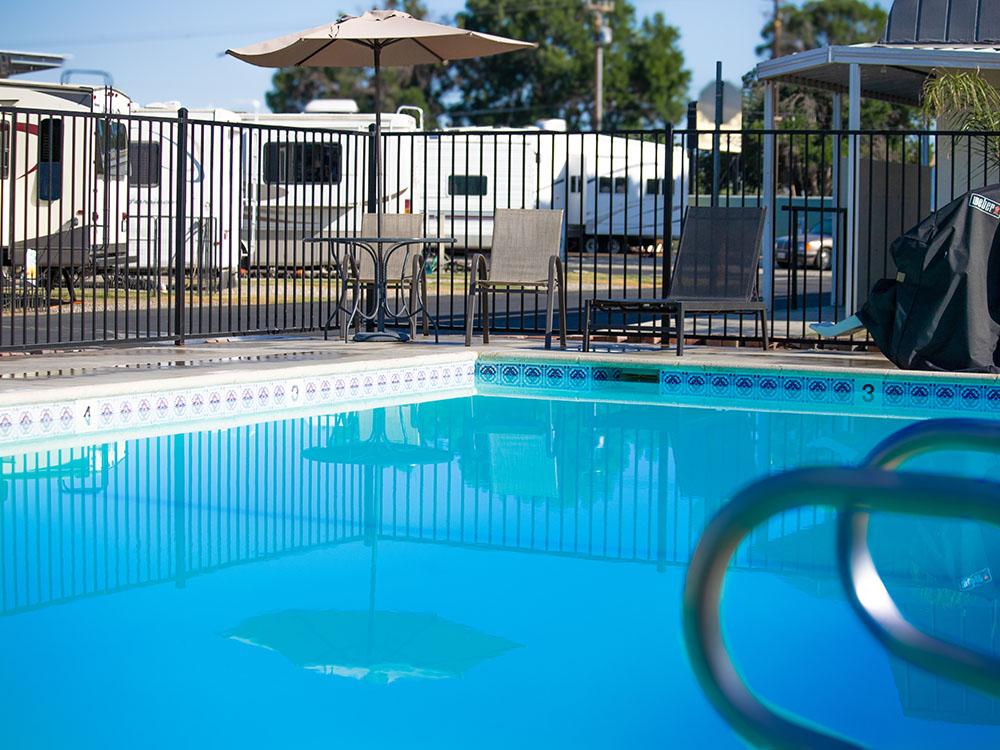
[857,184,1000,372]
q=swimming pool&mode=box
[1,367,999,749]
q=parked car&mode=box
[775,214,835,270]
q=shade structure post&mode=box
[831,92,842,308]
[845,63,861,315]
[761,82,776,316]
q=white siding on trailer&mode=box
[421,133,539,251]
[128,109,242,273]
[244,127,407,268]
[417,130,685,252]
[0,83,134,268]
[237,110,421,268]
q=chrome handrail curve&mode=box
[837,418,1000,698]
[682,466,1000,750]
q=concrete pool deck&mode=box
[0,332,955,406]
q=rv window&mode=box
[96,121,128,179]
[129,142,161,187]
[263,142,342,185]
[645,178,662,195]
[0,122,8,179]
[39,119,62,163]
[448,175,488,196]
[38,118,63,201]
[94,120,128,180]
[569,175,582,193]
[598,177,626,194]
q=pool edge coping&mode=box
[3,347,999,451]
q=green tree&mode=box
[264,0,443,118]
[747,0,913,130]
[445,0,689,129]
[622,13,690,127]
[757,0,887,58]
[923,70,1000,173]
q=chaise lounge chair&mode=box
[583,206,768,355]
[464,208,567,349]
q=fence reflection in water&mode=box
[0,396,974,614]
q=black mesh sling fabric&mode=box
[669,207,766,302]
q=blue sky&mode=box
[6,0,892,114]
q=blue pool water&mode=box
[1,393,999,748]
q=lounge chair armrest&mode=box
[547,254,564,288]
[467,252,489,295]
[410,252,426,283]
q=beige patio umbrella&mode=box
[227,10,535,233]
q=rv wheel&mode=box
[583,237,599,254]
[607,238,625,254]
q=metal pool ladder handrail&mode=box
[682,436,1000,748]
[838,418,1000,698]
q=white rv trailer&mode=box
[0,80,132,276]
[237,108,421,268]
[421,131,539,251]
[557,132,687,253]
[420,127,687,253]
[128,103,242,282]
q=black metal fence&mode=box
[2,102,996,350]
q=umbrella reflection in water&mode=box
[226,609,520,685]
[227,405,521,683]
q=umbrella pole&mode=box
[373,45,383,240]
[373,46,390,336]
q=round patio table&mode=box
[306,235,455,342]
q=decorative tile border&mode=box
[660,370,855,405]
[475,360,1000,417]
[0,358,475,448]
[5,354,999,449]
[477,361,624,391]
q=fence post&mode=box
[663,125,673,299]
[761,83,776,317]
[173,107,188,345]
[711,61,722,207]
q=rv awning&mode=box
[756,43,1000,106]
[0,50,66,79]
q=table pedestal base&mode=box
[353,330,410,343]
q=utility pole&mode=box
[772,0,783,59]
[587,1,614,130]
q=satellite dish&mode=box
[696,80,742,124]
[695,80,743,154]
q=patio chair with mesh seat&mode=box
[465,208,567,349]
[336,213,431,339]
[583,206,768,355]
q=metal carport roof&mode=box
[756,43,1000,106]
